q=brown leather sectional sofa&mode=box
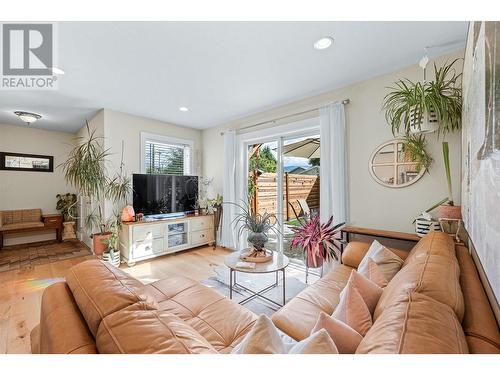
[31,231,500,354]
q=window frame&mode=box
[140,132,194,175]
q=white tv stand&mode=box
[119,214,215,266]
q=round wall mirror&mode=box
[369,139,426,188]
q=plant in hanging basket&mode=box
[289,213,344,268]
[403,134,433,172]
[383,59,462,137]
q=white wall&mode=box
[202,51,464,233]
[0,123,76,245]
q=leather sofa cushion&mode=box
[33,282,97,354]
[356,292,469,354]
[96,303,218,354]
[373,251,464,322]
[403,230,455,266]
[65,260,157,337]
[456,245,500,353]
[0,221,45,231]
[272,264,353,341]
[342,241,408,269]
[142,276,256,353]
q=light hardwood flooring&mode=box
[0,244,231,354]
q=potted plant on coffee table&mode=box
[231,201,280,262]
[289,213,344,268]
[101,216,121,267]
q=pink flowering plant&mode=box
[289,213,344,267]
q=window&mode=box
[141,132,193,175]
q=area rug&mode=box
[0,240,92,273]
[201,265,309,316]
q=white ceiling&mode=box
[0,21,468,133]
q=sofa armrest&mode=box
[342,242,371,268]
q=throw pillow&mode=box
[231,315,338,354]
[347,270,383,314]
[358,257,388,287]
[311,312,363,354]
[332,280,372,336]
[358,240,403,282]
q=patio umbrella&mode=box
[281,138,320,158]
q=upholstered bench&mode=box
[0,209,63,249]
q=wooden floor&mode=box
[0,243,231,354]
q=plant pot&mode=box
[306,251,324,268]
[415,217,441,237]
[102,249,121,267]
[438,205,462,220]
[92,232,112,255]
[247,232,268,251]
[62,221,77,241]
[409,107,439,134]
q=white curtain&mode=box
[221,130,238,249]
[319,102,348,225]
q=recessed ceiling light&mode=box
[14,111,42,125]
[179,107,189,112]
[314,37,334,50]
[51,67,65,75]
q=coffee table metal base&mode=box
[229,269,286,307]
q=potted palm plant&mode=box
[60,121,131,255]
[289,213,344,268]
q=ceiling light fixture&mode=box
[179,107,189,112]
[14,111,42,125]
[313,37,334,50]
[51,67,65,75]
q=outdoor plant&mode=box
[289,213,344,267]
[56,193,78,221]
[403,134,433,172]
[383,59,462,137]
[231,201,280,256]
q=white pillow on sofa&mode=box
[357,240,403,282]
[231,315,338,354]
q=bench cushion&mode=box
[0,221,44,231]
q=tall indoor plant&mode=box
[60,121,131,255]
[289,213,344,268]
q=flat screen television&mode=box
[132,174,198,216]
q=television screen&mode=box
[132,174,198,216]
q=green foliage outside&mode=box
[248,145,277,202]
[147,145,184,174]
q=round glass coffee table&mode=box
[224,250,290,307]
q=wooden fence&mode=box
[252,172,319,220]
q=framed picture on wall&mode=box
[0,152,54,172]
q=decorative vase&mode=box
[92,232,112,255]
[247,231,268,251]
[121,205,135,222]
[62,221,77,241]
[438,205,462,220]
[409,107,439,134]
[415,216,441,237]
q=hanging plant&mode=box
[383,59,463,137]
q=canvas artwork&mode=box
[462,21,500,301]
[0,152,53,172]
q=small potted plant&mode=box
[56,193,78,240]
[438,142,461,219]
[232,201,280,261]
[101,217,121,267]
[289,213,344,268]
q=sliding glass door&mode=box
[239,118,320,265]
